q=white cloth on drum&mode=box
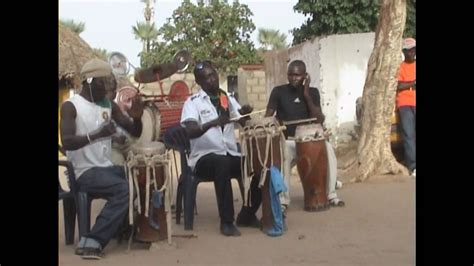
[280,139,339,206]
[180,88,242,170]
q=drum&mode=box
[294,123,329,212]
[240,117,286,232]
[136,102,161,144]
[126,141,172,243]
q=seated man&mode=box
[265,60,345,216]
[60,59,144,259]
[180,60,260,236]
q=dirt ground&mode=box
[58,167,415,265]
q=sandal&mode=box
[80,247,104,260]
[330,198,345,207]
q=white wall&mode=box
[319,32,375,143]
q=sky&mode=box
[59,0,308,69]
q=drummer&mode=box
[264,60,345,217]
[60,59,144,259]
[180,60,261,236]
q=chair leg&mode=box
[175,179,183,224]
[184,176,199,230]
[63,198,76,245]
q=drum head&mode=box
[131,141,166,156]
[137,105,156,144]
[294,123,324,141]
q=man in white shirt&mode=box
[60,59,144,259]
[180,60,258,236]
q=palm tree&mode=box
[141,0,155,22]
[132,22,159,53]
[258,28,288,50]
[59,19,85,35]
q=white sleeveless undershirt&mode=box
[66,95,113,178]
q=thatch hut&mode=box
[58,23,98,90]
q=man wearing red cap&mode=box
[397,38,416,177]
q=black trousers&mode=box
[195,153,261,223]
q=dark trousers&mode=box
[398,106,416,171]
[77,166,129,247]
[195,153,260,223]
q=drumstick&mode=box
[230,109,266,121]
[283,117,319,125]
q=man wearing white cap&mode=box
[397,38,416,177]
[60,58,144,259]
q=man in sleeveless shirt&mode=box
[60,59,144,259]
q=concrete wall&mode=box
[263,32,375,145]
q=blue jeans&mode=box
[398,106,416,171]
[77,166,129,247]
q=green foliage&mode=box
[93,48,109,60]
[292,0,416,45]
[141,0,261,75]
[258,28,288,50]
[132,22,159,53]
[60,19,85,34]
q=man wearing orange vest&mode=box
[397,38,416,177]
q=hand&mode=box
[96,120,117,138]
[126,96,145,120]
[112,135,127,145]
[214,113,230,127]
[239,104,253,115]
[303,73,311,95]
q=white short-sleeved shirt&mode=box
[180,88,242,169]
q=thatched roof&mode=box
[58,23,98,89]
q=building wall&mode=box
[263,32,376,145]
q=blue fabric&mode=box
[148,191,163,230]
[266,166,287,237]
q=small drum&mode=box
[136,102,161,144]
[241,117,286,232]
[294,123,329,212]
[126,141,172,243]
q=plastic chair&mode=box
[163,124,244,230]
[58,159,77,245]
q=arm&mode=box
[265,87,278,117]
[183,114,229,139]
[112,97,143,138]
[303,74,325,123]
[397,80,416,91]
[60,102,116,151]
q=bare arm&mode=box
[397,80,416,91]
[60,102,116,151]
[183,114,230,139]
[303,74,325,123]
[112,97,143,137]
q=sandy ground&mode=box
[58,167,415,266]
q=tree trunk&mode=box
[346,0,409,182]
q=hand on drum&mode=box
[126,96,145,120]
[323,127,332,139]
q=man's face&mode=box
[90,76,115,102]
[287,65,306,89]
[402,47,416,62]
[196,66,219,91]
